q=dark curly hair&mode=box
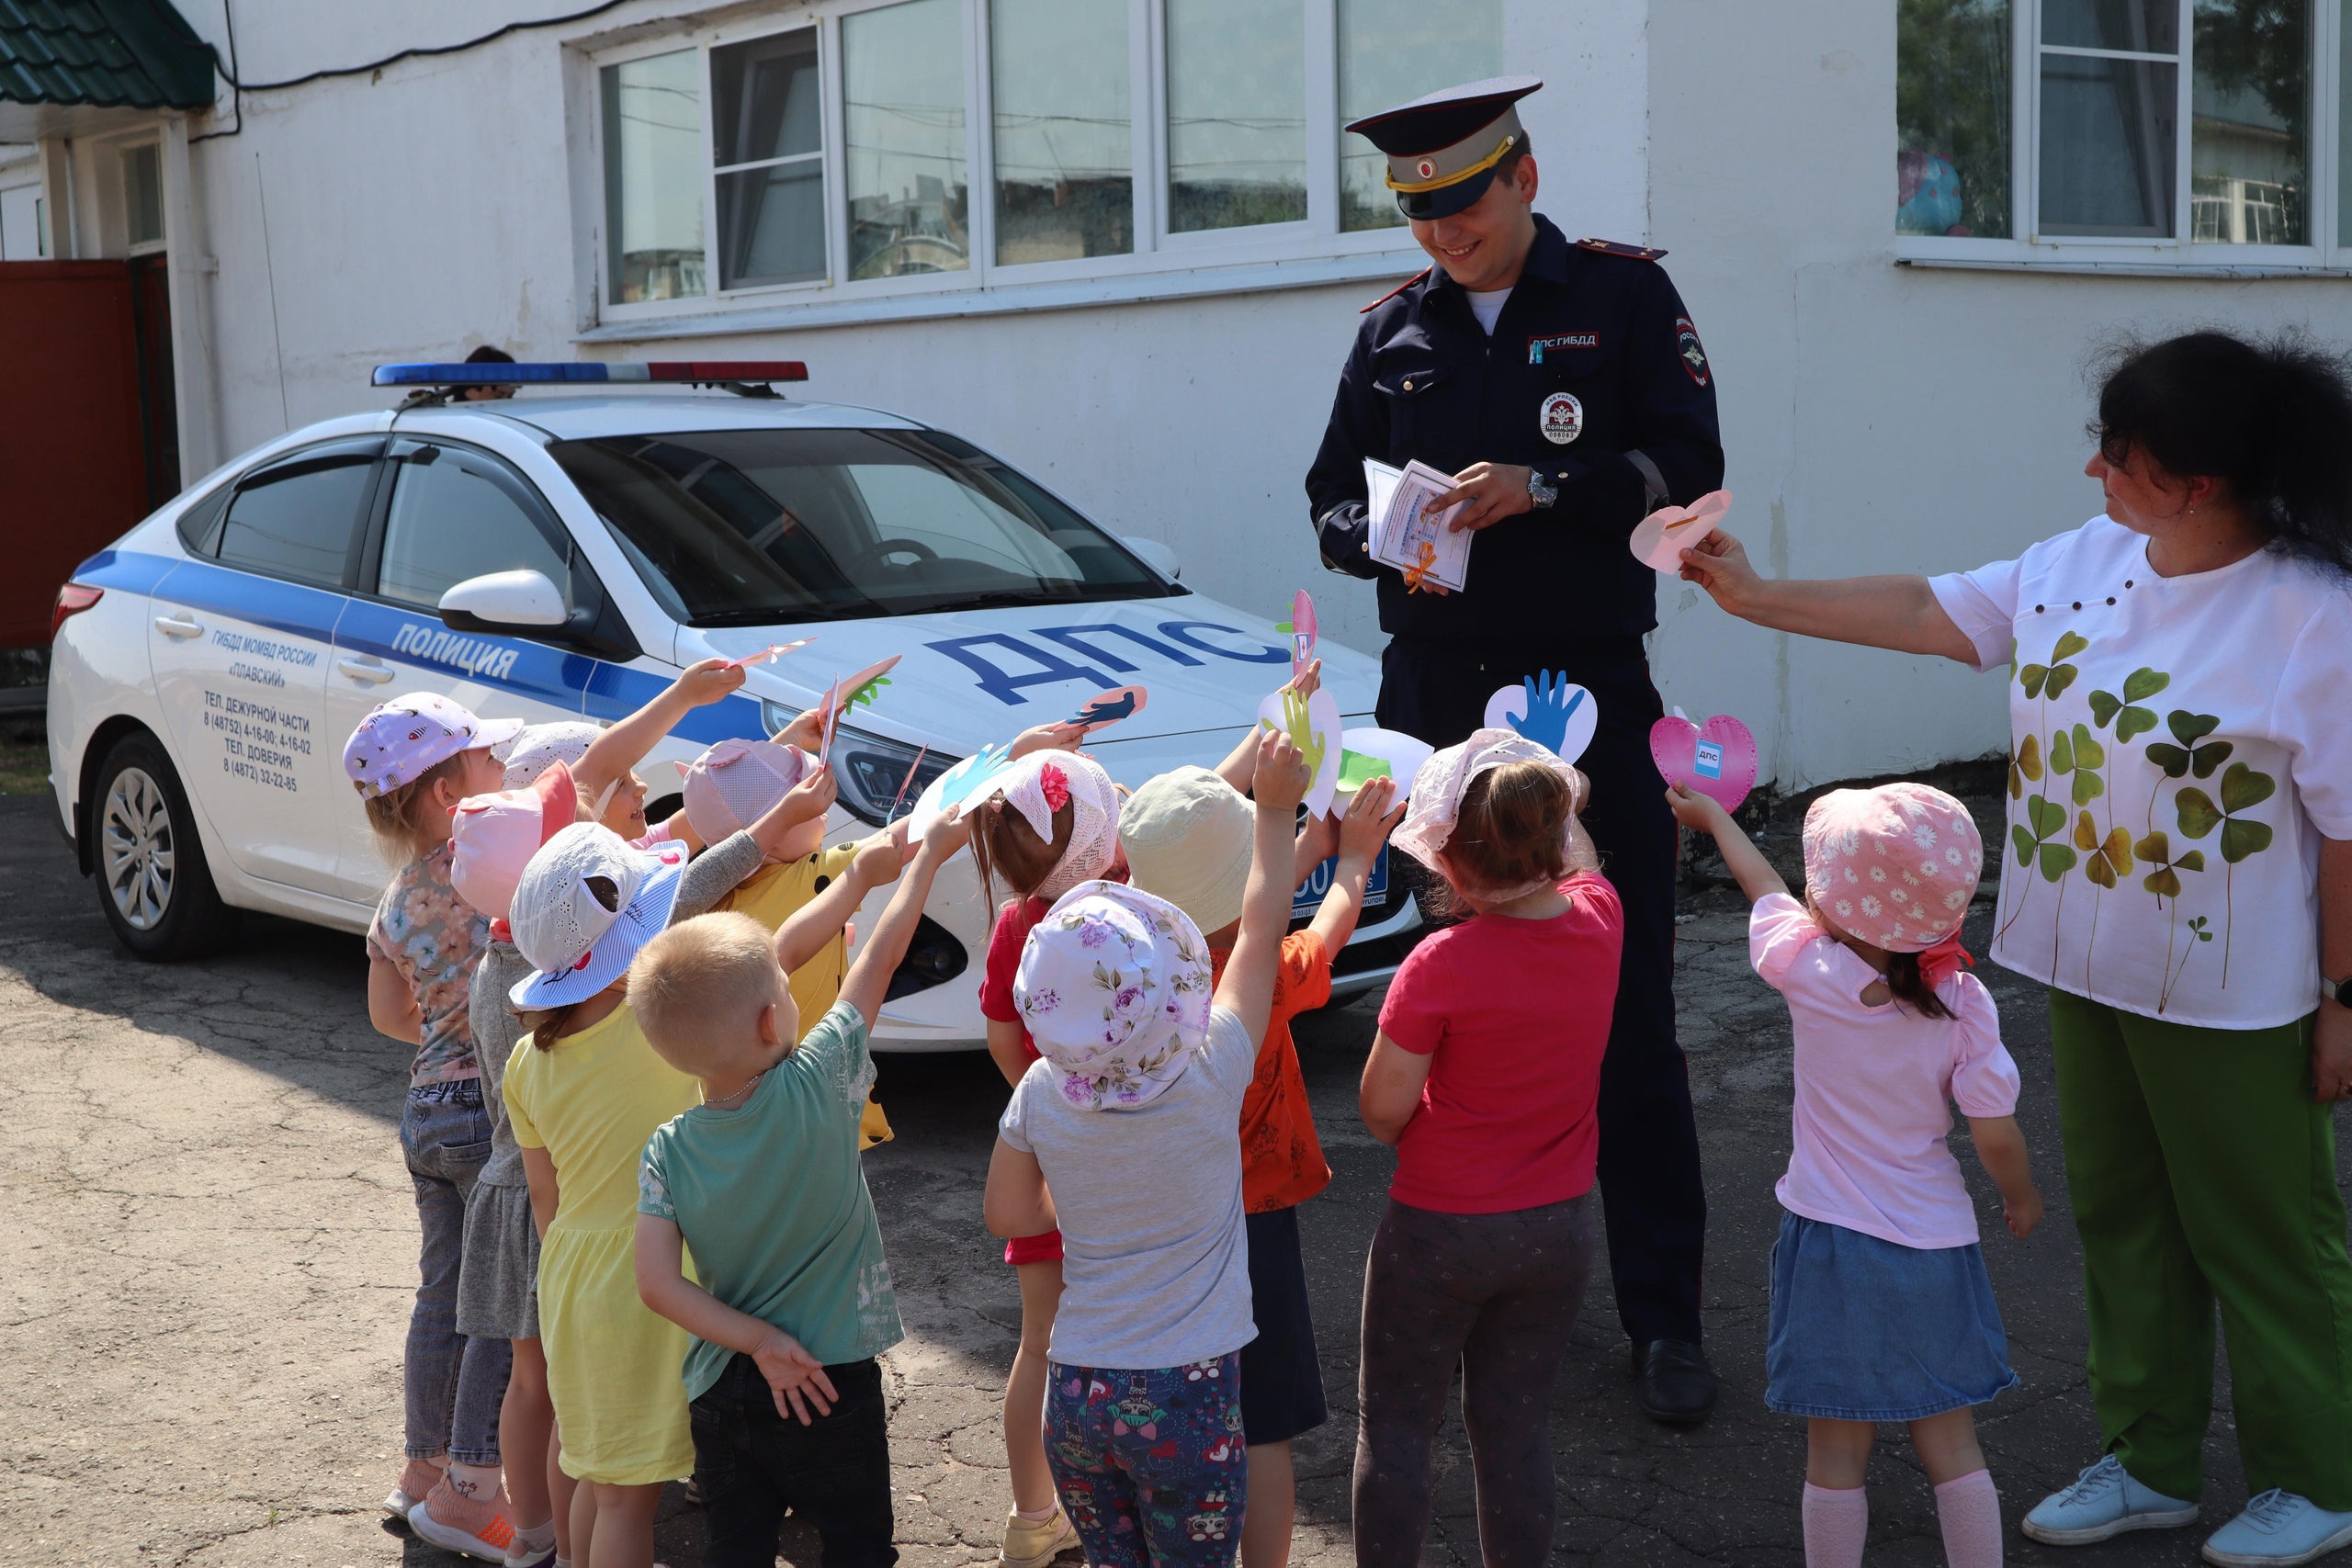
[2092,330,2352,577]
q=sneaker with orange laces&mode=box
[408,1473,519,1562]
[383,1456,447,1521]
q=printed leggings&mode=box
[1352,1192,1598,1568]
[1046,1353,1247,1567]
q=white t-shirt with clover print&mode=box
[1931,514,2352,1029]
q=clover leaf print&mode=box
[2172,761,2276,987]
[2142,711,2233,803]
[2086,666,2168,741]
[2009,733,2041,801]
[2135,829,2209,1014]
[2018,630,2087,700]
[1999,630,2091,948]
[2013,795,2075,880]
[2076,810,2133,888]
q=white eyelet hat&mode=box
[342,692,526,798]
[682,738,811,843]
[501,721,606,790]
[450,761,580,931]
[507,821,690,1010]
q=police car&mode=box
[47,361,1419,1050]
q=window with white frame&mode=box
[1896,0,2346,260]
[591,0,1500,317]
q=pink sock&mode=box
[1803,1483,1867,1568]
[1934,1469,2003,1568]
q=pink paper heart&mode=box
[1650,711,1758,813]
[1627,489,1733,572]
[1289,589,1317,678]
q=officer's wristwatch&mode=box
[2325,970,2352,1010]
[1526,469,1558,510]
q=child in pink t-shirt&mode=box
[1669,780,2044,1568]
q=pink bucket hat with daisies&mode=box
[1802,782,1982,964]
[343,692,525,798]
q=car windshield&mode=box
[546,425,1176,626]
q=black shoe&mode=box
[1632,1339,1718,1427]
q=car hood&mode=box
[677,592,1377,760]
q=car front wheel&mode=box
[91,733,238,960]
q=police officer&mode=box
[1306,76,1723,1425]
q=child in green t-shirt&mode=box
[628,803,969,1568]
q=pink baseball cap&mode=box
[451,761,581,932]
[682,738,811,843]
[1801,783,1983,953]
[342,692,526,799]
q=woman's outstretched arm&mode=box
[1678,529,1981,664]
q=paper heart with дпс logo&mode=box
[1650,707,1758,813]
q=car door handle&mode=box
[337,658,395,684]
[154,614,204,638]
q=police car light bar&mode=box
[370,361,808,388]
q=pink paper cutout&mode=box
[1628,489,1734,573]
[1290,590,1317,679]
[1649,710,1758,813]
[1067,685,1148,734]
[721,637,816,670]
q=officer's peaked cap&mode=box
[1344,75,1540,220]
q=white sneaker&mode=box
[2023,1455,2201,1545]
[2202,1489,2352,1567]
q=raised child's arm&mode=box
[574,658,746,807]
[1664,783,1787,903]
[635,1213,838,1424]
[1213,731,1310,1045]
[1307,775,1403,954]
[1216,659,1320,794]
[838,807,971,1029]
[1966,1114,2043,1240]
[771,826,904,975]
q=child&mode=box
[501,818,906,1568]
[628,806,971,1568]
[442,753,835,1567]
[347,692,526,1536]
[982,728,1312,1568]
[1120,762,1402,1568]
[1351,729,1617,1568]
[969,740,1124,1567]
[1668,780,2041,1568]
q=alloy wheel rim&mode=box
[100,767,174,931]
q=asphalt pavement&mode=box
[0,782,2334,1566]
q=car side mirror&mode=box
[1122,536,1181,583]
[438,570,568,629]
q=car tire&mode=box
[89,733,240,961]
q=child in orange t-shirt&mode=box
[1121,751,1402,1568]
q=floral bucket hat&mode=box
[1012,881,1214,1111]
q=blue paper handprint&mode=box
[1508,671,1587,755]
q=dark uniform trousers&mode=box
[1377,636,1705,1346]
[1306,216,1720,1344]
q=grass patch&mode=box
[0,735,51,795]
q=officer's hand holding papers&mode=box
[1363,458,1472,593]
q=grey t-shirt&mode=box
[467,828,765,1190]
[998,1005,1258,1371]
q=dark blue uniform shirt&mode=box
[1305,214,1724,649]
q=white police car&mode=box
[47,361,1419,1050]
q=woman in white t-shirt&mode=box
[1679,332,2352,1568]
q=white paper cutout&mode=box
[1256,686,1343,818]
[1482,673,1600,763]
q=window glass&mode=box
[548,427,1171,626]
[604,50,708,303]
[2189,0,2309,244]
[714,29,826,288]
[123,144,163,247]
[217,448,375,590]
[2039,0,2178,239]
[1337,0,1503,231]
[1895,0,2013,236]
[1166,0,1306,231]
[378,446,574,613]
[993,0,1133,262]
[844,0,970,280]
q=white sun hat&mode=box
[501,721,605,790]
[507,822,690,1010]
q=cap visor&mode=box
[509,852,689,1010]
[1399,167,1495,221]
[478,716,529,756]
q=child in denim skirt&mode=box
[1670,780,2045,1568]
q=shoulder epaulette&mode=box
[1359,267,1433,313]
[1576,237,1667,261]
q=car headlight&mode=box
[761,699,958,827]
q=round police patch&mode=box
[1676,317,1710,387]
[1540,391,1583,445]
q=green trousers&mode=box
[2050,990,2352,1507]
